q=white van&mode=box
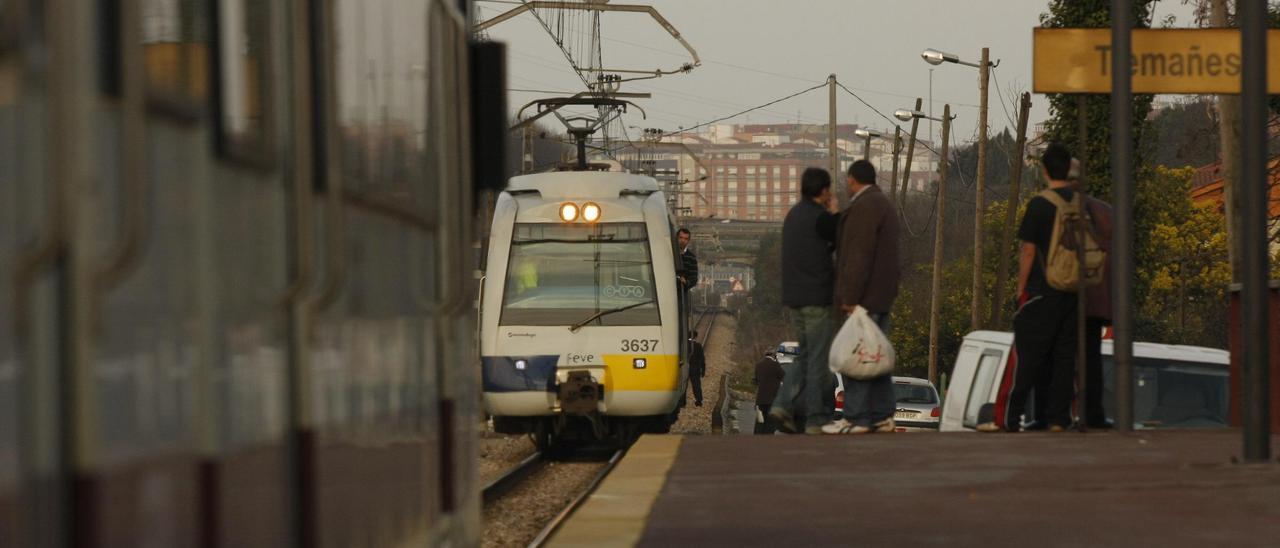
[940,331,1230,432]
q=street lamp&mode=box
[854,128,883,161]
[921,48,985,68]
[894,109,943,123]
[923,46,996,333]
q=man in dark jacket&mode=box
[769,167,839,434]
[823,160,901,435]
[677,228,699,290]
[687,330,706,406]
[754,351,784,434]
[677,228,699,318]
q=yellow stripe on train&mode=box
[601,354,680,391]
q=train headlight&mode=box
[633,358,647,369]
[514,359,528,371]
[582,202,602,222]
[558,202,579,222]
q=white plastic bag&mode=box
[828,306,895,380]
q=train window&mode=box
[500,223,661,327]
[141,0,210,114]
[331,0,434,219]
[213,0,272,161]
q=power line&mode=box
[657,81,829,137]
[989,66,1020,131]
[835,81,942,158]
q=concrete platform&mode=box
[551,430,1280,547]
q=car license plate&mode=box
[895,410,919,420]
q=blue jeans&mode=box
[842,313,894,426]
[770,306,835,428]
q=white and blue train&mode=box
[480,171,691,447]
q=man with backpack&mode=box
[988,143,1104,433]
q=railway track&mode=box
[482,451,545,506]
[482,446,626,547]
[693,307,718,347]
[527,449,626,548]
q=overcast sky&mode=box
[481,0,1199,146]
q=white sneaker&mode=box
[821,419,853,434]
[821,419,873,435]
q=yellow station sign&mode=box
[1033,28,1280,94]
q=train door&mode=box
[88,0,292,545]
[2,2,70,546]
[305,0,478,544]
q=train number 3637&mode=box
[621,339,659,352]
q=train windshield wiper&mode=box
[568,299,656,333]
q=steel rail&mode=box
[482,451,545,506]
[526,448,625,548]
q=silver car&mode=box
[835,375,941,431]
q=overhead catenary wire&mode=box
[835,80,943,158]
[674,81,829,136]
[521,1,591,88]
[491,11,983,110]
[989,66,1020,131]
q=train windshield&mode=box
[500,222,660,326]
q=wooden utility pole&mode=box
[1076,96,1088,184]
[991,92,1031,328]
[890,126,902,203]
[928,104,952,387]
[1213,0,1243,280]
[971,47,991,332]
[828,74,843,206]
[899,97,924,206]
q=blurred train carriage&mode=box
[0,1,500,546]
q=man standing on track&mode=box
[687,330,706,407]
[770,167,839,434]
[823,160,901,435]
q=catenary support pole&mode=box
[971,47,991,332]
[928,104,952,388]
[829,74,843,206]
[890,126,902,203]
[1212,0,1243,279]
[1111,0,1134,434]
[1240,0,1272,462]
[991,93,1031,328]
[899,98,923,207]
[1076,94,1090,433]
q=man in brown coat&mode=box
[822,160,902,434]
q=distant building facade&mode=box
[664,123,939,221]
